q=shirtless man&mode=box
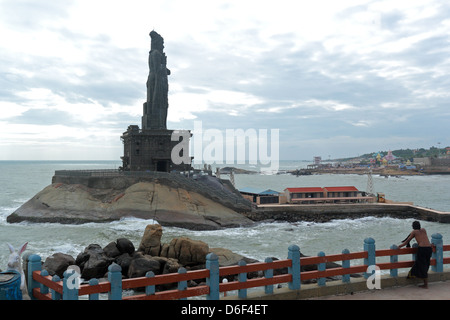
[398,221,432,288]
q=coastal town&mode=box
[289,147,450,176]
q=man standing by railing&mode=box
[398,221,433,289]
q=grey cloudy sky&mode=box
[0,0,449,161]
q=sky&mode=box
[0,0,449,161]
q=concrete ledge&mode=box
[248,203,450,223]
[223,269,450,300]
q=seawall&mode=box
[245,203,450,223]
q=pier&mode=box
[248,203,450,224]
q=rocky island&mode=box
[7,170,254,230]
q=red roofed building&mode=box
[284,187,325,203]
[324,186,359,198]
[284,186,372,204]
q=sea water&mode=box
[1,160,449,272]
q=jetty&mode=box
[249,203,450,224]
[238,184,450,224]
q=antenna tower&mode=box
[366,167,375,196]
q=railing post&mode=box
[206,253,220,300]
[145,271,155,296]
[264,257,274,294]
[317,251,326,286]
[27,254,42,300]
[51,275,61,300]
[107,263,122,300]
[364,237,376,279]
[412,243,418,261]
[390,245,398,277]
[40,270,49,295]
[288,245,301,290]
[89,279,100,300]
[178,267,187,300]
[431,233,443,273]
[238,260,247,299]
[63,270,79,300]
[341,249,350,283]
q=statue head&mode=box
[150,30,164,51]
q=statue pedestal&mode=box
[121,127,192,172]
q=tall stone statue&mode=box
[121,31,193,172]
[142,30,171,130]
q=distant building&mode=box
[239,187,282,204]
[413,157,431,166]
[284,186,372,204]
[383,150,397,163]
[284,187,325,203]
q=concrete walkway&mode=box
[308,281,450,300]
[228,270,450,300]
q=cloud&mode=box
[0,0,449,160]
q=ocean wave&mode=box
[108,217,158,230]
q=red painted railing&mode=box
[29,243,450,300]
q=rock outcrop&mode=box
[36,224,361,292]
[75,244,115,279]
[7,172,254,230]
[164,237,209,266]
[138,224,163,256]
[39,224,260,291]
[42,253,76,278]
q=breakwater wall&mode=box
[246,203,450,224]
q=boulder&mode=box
[127,256,161,278]
[138,224,162,256]
[161,258,182,275]
[165,237,209,266]
[76,244,114,280]
[43,253,76,278]
[103,241,121,258]
[160,243,169,257]
[116,238,135,255]
[209,247,260,278]
[209,248,258,267]
[115,253,134,276]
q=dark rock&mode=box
[154,257,181,275]
[103,241,121,258]
[127,256,161,278]
[116,238,135,255]
[115,253,133,276]
[76,244,114,280]
[43,253,75,278]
